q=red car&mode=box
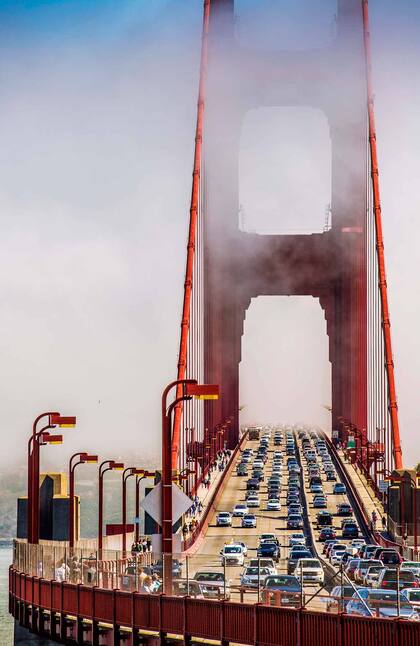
[319,527,337,542]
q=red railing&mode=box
[10,568,420,646]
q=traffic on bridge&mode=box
[7,0,420,645]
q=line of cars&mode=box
[296,430,420,620]
[215,425,420,619]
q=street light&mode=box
[27,412,60,544]
[161,379,219,594]
[27,410,75,544]
[69,453,98,548]
[98,460,124,551]
[176,467,196,496]
[122,467,144,553]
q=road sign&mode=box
[133,517,141,524]
[378,480,389,492]
[332,430,339,439]
[139,483,192,526]
[347,435,355,449]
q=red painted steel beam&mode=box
[172,0,211,470]
[362,0,403,469]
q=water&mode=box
[0,545,14,645]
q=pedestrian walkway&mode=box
[180,452,234,546]
[337,449,386,529]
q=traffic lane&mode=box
[298,438,362,584]
[188,433,320,603]
[190,438,284,598]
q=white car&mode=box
[247,495,260,508]
[233,504,249,517]
[220,544,245,566]
[294,558,324,585]
[330,546,347,565]
[267,499,281,511]
[401,561,420,577]
[216,512,232,527]
[240,566,274,588]
[253,460,264,469]
[363,564,384,586]
[289,534,306,547]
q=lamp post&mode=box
[28,411,67,543]
[134,471,155,543]
[122,467,144,553]
[27,418,56,544]
[69,453,98,548]
[29,431,64,544]
[98,460,124,551]
[176,468,195,492]
[27,411,75,545]
[161,380,219,595]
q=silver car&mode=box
[240,566,274,588]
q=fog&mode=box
[0,0,419,471]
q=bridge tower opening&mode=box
[239,296,331,430]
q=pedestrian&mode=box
[140,575,153,593]
[142,538,148,552]
[146,537,152,552]
[131,542,137,556]
[381,516,386,532]
[54,559,69,582]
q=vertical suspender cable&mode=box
[172,0,211,470]
[362,0,402,469]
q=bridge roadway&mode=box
[184,427,360,609]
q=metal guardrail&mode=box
[9,566,420,646]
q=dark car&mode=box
[371,548,402,566]
[237,465,248,476]
[337,503,352,516]
[247,478,260,491]
[263,575,302,607]
[376,568,418,591]
[309,476,322,486]
[342,522,359,539]
[257,542,280,562]
[319,527,337,541]
[326,471,337,481]
[317,511,333,528]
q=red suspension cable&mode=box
[362,0,402,469]
[171,0,211,470]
